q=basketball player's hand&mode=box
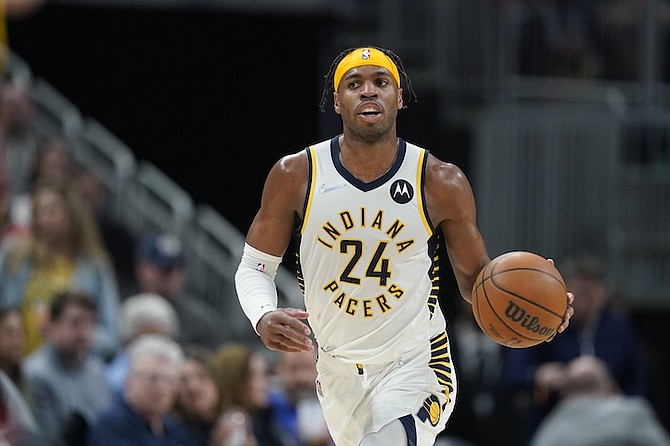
[545,258,575,343]
[545,291,575,343]
[257,308,314,353]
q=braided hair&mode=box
[318,46,418,113]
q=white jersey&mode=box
[298,136,447,364]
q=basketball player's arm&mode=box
[236,152,314,353]
[425,157,490,303]
[426,156,574,336]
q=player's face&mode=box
[334,65,403,143]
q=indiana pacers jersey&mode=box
[297,136,447,364]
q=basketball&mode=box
[471,251,567,348]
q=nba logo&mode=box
[362,48,371,60]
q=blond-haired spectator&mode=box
[0,179,120,358]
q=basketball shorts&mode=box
[315,332,457,446]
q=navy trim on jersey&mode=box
[419,149,435,231]
[426,233,441,320]
[303,146,314,220]
[399,414,417,446]
[329,136,407,192]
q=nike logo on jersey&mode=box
[319,183,347,194]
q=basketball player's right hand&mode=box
[256,308,314,353]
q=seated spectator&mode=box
[0,306,25,388]
[174,345,220,446]
[7,136,73,237]
[86,334,195,446]
[530,356,670,446]
[438,297,514,445]
[268,349,332,446]
[22,290,111,445]
[134,232,225,349]
[210,343,271,446]
[106,292,179,399]
[502,254,648,444]
[71,167,136,298]
[1,80,38,201]
[515,0,602,79]
[0,369,42,446]
[0,179,120,358]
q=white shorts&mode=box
[315,332,457,446]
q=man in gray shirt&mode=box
[531,356,670,446]
[23,291,111,445]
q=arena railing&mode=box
[7,49,301,338]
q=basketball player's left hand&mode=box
[544,292,574,343]
[545,259,575,343]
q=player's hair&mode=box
[319,46,417,113]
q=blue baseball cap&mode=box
[136,233,184,267]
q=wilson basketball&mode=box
[471,251,567,348]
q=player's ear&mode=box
[333,92,341,115]
[397,88,404,110]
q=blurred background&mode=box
[3,0,669,440]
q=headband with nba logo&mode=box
[333,47,401,92]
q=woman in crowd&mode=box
[6,136,73,238]
[0,179,120,358]
[0,306,25,388]
[211,343,275,446]
[174,346,221,446]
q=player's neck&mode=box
[338,134,399,183]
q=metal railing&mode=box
[9,0,670,316]
[331,0,670,308]
[6,50,301,341]
[473,104,670,308]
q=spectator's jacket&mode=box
[86,399,195,446]
[0,252,120,357]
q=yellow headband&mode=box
[333,47,400,92]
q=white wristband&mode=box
[234,243,283,333]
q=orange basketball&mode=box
[471,251,567,348]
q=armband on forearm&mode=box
[234,243,283,333]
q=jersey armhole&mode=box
[300,145,317,234]
[417,148,435,236]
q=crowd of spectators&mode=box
[2,10,669,443]
[0,78,334,446]
[504,0,670,82]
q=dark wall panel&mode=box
[9,5,329,231]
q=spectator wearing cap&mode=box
[134,233,226,349]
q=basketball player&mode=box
[235,46,574,446]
